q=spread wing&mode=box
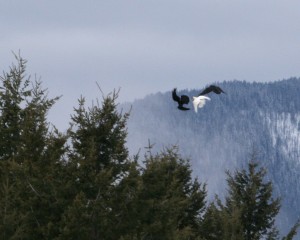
[172,88,180,103]
[199,85,225,95]
[210,85,225,94]
[199,85,214,96]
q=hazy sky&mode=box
[1,1,300,130]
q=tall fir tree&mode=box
[224,160,280,240]
[129,146,207,240]
[201,153,299,240]
[0,54,67,239]
[59,90,132,239]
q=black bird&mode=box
[198,85,226,96]
[172,88,190,111]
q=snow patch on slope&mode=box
[264,112,300,164]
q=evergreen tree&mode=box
[0,54,67,239]
[110,157,142,239]
[0,160,26,239]
[2,55,299,240]
[0,53,31,161]
[223,160,280,240]
[201,202,224,240]
[130,146,206,240]
[59,90,132,239]
[282,220,300,240]
[202,153,299,240]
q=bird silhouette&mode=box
[172,88,190,111]
[198,85,226,95]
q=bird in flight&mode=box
[192,95,211,113]
[172,88,190,111]
[193,85,225,113]
[199,85,226,95]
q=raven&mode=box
[172,88,190,111]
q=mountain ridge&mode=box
[122,78,300,235]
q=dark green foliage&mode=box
[282,220,300,240]
[127,147,207,240]
[0,160,26,239]
[0,55,299,240]
[201,202,224,239]
[224,160,281,240]
[0,54,67,239]
[201,154,299,240]
[0,54,30,161]
[59,90,133,239]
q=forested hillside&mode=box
[0,56,299,239]
[125,79,300,236]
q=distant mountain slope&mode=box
[122,78,300,235]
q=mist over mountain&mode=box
[122,78,300,235]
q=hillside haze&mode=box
[123,78,300,235]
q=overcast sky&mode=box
[1,1,300,130]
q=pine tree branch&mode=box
[27,180,41,197]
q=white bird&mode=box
[192,85,225,113]
[192,96,211,113]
